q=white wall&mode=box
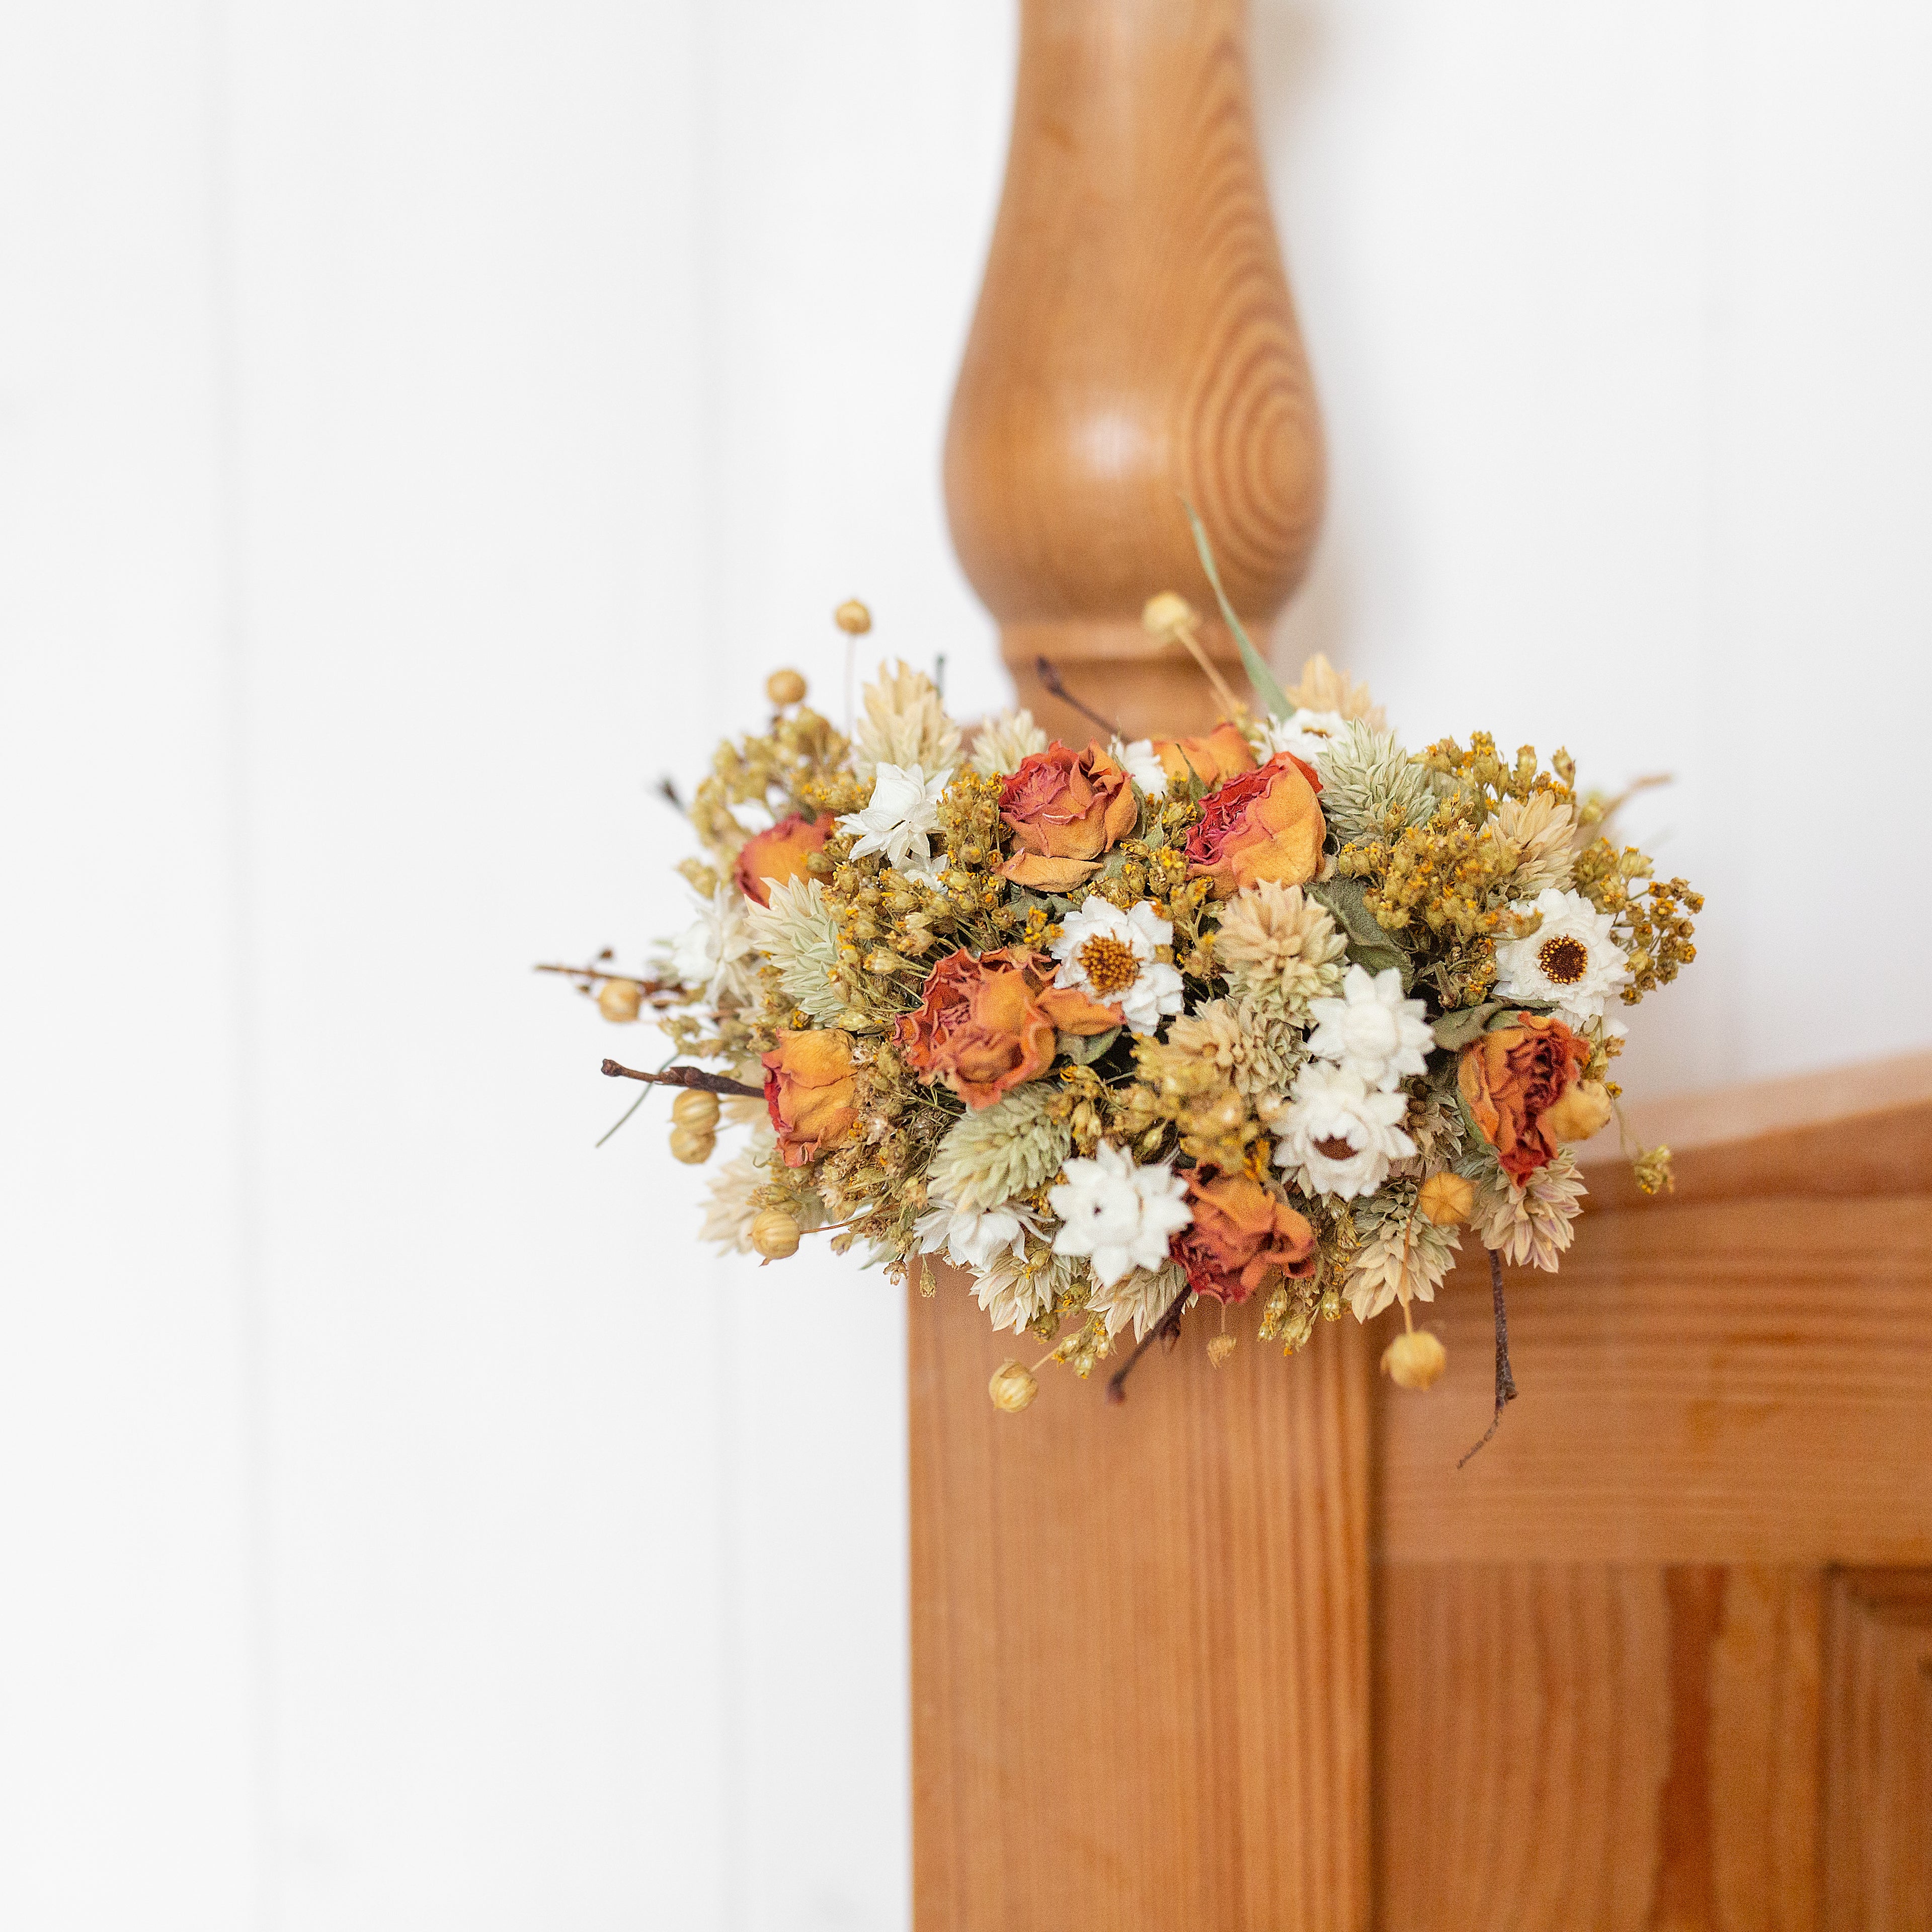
[3,4,1927,1928]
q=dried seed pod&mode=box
[749,1209,800,1260]
[834,599,872,635]
[670,1088,721,1131]
[1381,1329,1448,1391]
[765,667,807,706]
[668,1124,715,1166]
[987,1359,1038,1413]
[1141,591,1197,639]
[1417,1171,1474,1228]
[596,978,643,1023]
[1206,1334,1237,1368]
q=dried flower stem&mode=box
[1458,1249,1518,1469]
[600,1059,763,1098]
[1104,1286,1188,1404]
[538,962,677,997]
[1033,656,1120,739]
[1166,611,1246,725]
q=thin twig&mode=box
[1105,1288,1188,1404]
[1034,656,1121,740]
[657,775,685,814]
[600,1059,763,1098]
[1168,612,1247,723]
[1458,1249,1518,1468]
[536,962,677,996]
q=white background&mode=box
[3,4,1927,1928]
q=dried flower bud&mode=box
[765,667,807,706]
[596,978,643,1023]
[671,1088,720,1130]
[1206,1334,1238,1368]
[1542,1077,1613,1146]
[750,1208,800,1260]
[988,1358,1038,1413]
[668,1124,715,1165]
[1417,1171,1475,1228]
[1141,591,1197,640]
[1381,1329,1447,1391]
[834,599,872,635]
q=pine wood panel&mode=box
[1822,1569,1932,1929]
[910,1267,1371,1932]
[943,0,1323,740]
[1375,1565,1821,1932]
[1377,1194,1932,1566]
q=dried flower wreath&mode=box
[547,568,1697,1451]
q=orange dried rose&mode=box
[997,742,1139,891]
[1183,753,1326,899]
[1457,1013,1592,1183]
[1154,722,1257,789]
[1173,1165,1318,1305]
[734,813,833,908]
[891,946,1119,1109]
[762,1027,857,1166]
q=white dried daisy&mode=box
[1251,708,1350,768]
[1210,880,1348,1018]
[745,875,847,1023]
[669,884,760,1011]
[1273,1062,1417,1199]
[1471,1150,1586,1271]
[1107,736,1170,798]
[915,1196,1042,1271]
[1087,1258,1188,1341]
[968,707,1050,778]
[837,761,950,882]
[1307,964,1434,1092]
[1493,888,1629,1036]
[1050,898,1183,1036]
[854,661,961,780]
[1049,1141,1192,1287]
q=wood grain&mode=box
[943,0,1324,740]
[1822,1569,1932,1929]
[911,1267,1370,1932]
[1377,1193,1932,1566]
[1374,1565,1821,1932]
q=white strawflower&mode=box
[1273,1062,1417,1199]
[1049,1141,1192,1287]
[1087,1258,1187,1341]
[837,761,951,882]
[1050,898,1184,1036]
[969,708,1050,778]
[1493,888,1629,1035]
[915,1196,1041,1271]
[1307,964,1434,1091]
[1107,736,1170,799]
[1251,708,1349,767]
[670,885,760,1011]
[745,875,848,1023]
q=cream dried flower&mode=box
[1211,881,1347,1018]
[669,885,761,1011]
[1087,1258,1187,1341]
[1344,1201,1462,1321]
[1166,996,1306,1106]
[746,875,848,1023]
[855,661,961,780]
[971,1246,1085,1336]
[1471,1149,1586,1271]
[1494,790,1580,896]
[1283,652,1387,730]
[699,1138,769,1254]
[968,707,1050,778]
[927,1085,1072,1213]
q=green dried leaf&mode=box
[1309,878,1410,985]
[1057,1027,1121,1066]
[1430,1001,1505,1051]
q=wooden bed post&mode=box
[915,5,1360,1927]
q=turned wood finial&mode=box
[944,0,1325,742]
